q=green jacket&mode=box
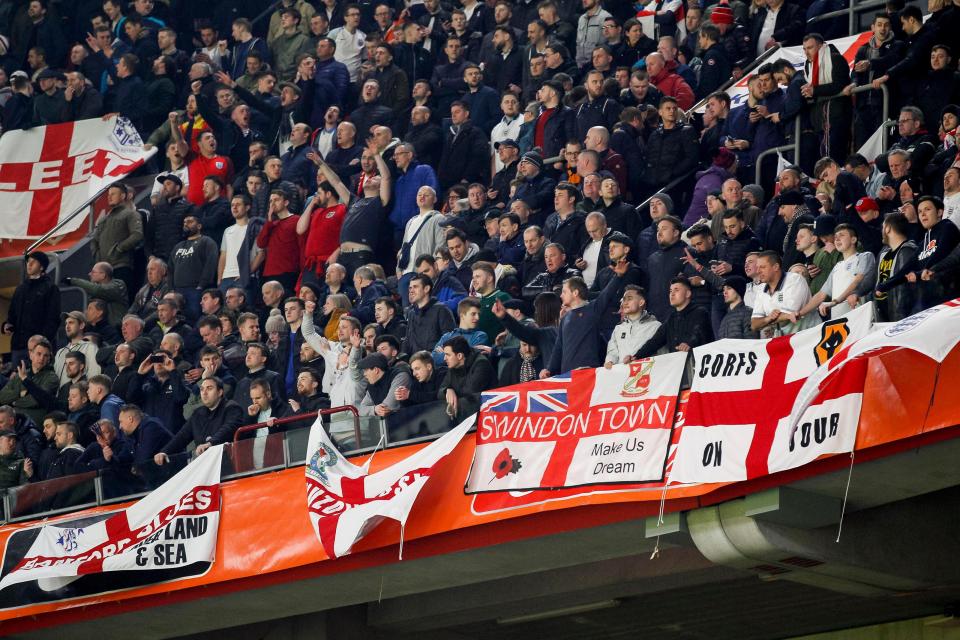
[0,366,60,424]
[270,30,312,82]
[810,248,842,295]
[70,277,129,325]
[0,453,27,490]
[90,203,144,269]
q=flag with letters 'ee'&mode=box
[0,115,156,239]
[670,303,873,484]
[465,351,687,493]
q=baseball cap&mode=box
[855,196,879,213]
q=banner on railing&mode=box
[305,416,472,559]
[465,351,687,493]
[788,299,960,434]
[0,446,222,592]
[670,304,873,484]
[0,115,156,239]
[715,32,871,111]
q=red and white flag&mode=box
[305,416,472,559]
[0,115,155,239]
[787,298,960,434]
[0,445,222,590]
[465,351,687,493]
[670,304,873,483]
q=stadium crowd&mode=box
[0,0,959,499]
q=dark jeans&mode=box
[339,250,374,281]
[113,266,135,305]
[176,286,203,323]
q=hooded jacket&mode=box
[605,311,661,365]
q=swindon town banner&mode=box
[305,416,473,559]
[0,115,155,239]
[0,445,222,591]
[465,351,687,493]
[670,304,873,484]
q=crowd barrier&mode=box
[0,400,458,524]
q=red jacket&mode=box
[650,68,695,111]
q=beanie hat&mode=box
[26,251,50,271]
[650,192,674,214]
[711,1,734,25]
[265,308,288,334]
[742,184,765,206]
[723,275,747,300]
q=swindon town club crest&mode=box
[621,358,654,397]
[306,445,338,486]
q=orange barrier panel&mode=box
[0,347,957,629]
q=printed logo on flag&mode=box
[671,304,874,484]
[814,318,851,365]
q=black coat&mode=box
[438,121,490,189]
[643,125,699,187]
[147,196,195,261]
[162,399,245,455]
[5,274,60,351]
[646,241,686,323]
[636,303,713,357]
[404,122,444,168]
[749,2,805,50]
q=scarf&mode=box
[804,44,833,87]
[520,354,537,382]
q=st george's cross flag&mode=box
[670,304,873,484]
[0,445,222,590]
[305,416,472,559]
[787,298,960,436]
[465,352,687,493]
[0,115,155,239]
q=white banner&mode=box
[788,299,960,433]
[465,351,687,492]
[703,32,871,113]
[0,115,156,239]
[671,304,873,483]
[0,446,223,590]
[305,416,472,559]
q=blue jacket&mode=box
[432,328,489,365]
[546,274,623,375]
[141,370,191,434]
[389,162,440,232]
[311,57,351,126]
[117,416,173,469]
[495,232,525,268]
[511,171,557,215]
[353,281,390,325]
[434,269,467,313]
[281,143,317,192]
[98,394,125,428]
[462,85,502,135]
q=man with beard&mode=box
[170,215,219,322]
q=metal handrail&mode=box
[23,186,109,258]
[232,405,361,450]
[251,1,282,28]
[754,116,804,185]
[634,167,700,213]
[752,83,890,184]
[806,0,887,37]
[686,45,783,117]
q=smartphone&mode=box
[149,353,165,363]
[709,260,721,267]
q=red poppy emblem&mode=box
[492,447,522,480]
